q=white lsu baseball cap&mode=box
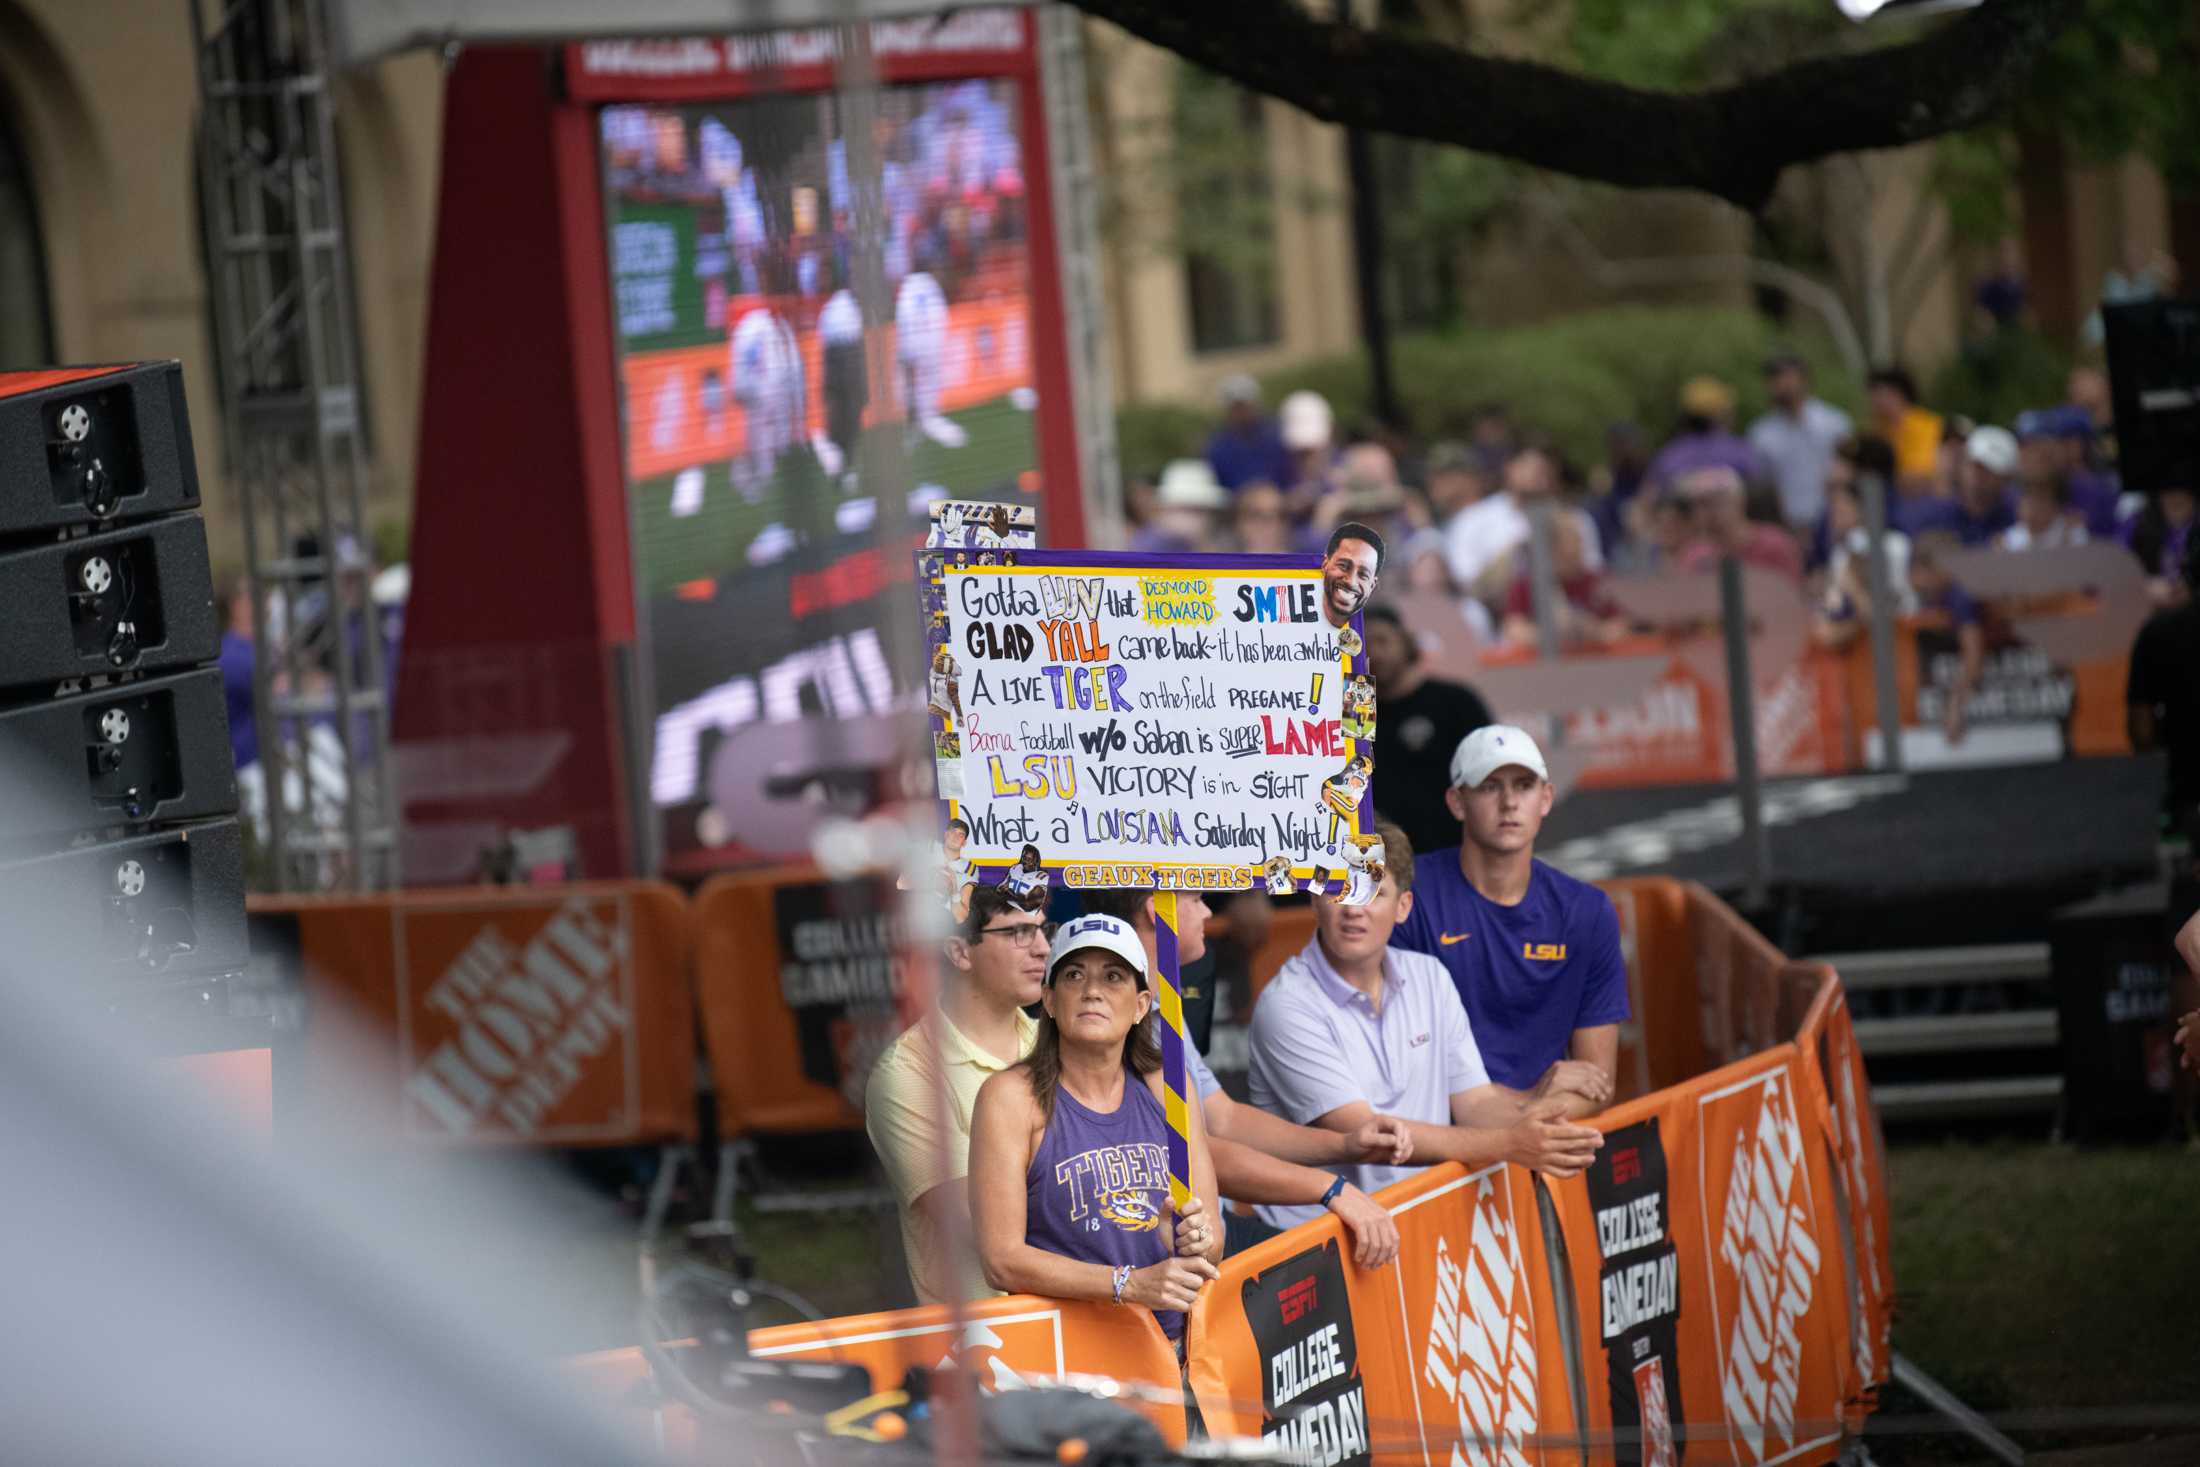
[1046,914,1150,990]
[1450,724,1550,790]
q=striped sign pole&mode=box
[1150,890,1192,1210]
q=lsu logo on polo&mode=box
[1523,941,1568,961]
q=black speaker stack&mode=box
[0,363,248,1007]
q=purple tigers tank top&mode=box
[1024,1068,1181,1340]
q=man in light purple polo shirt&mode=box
[1249,821,1611,1233]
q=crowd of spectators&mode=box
[1113,354,2194,662]
[875,722,1618,1348]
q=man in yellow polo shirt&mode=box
[866,884,1048,1304]
[1867,366,1944,493]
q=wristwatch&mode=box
[1319,1175,1347,1207]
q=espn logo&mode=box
[1522,942,1567,961]
[1612,1146,1642,1185]
[1279,1274,1320,1325]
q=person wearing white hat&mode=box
[1903,424,2019,545]
[1278,390,1337,515]
[968,914,1223,1343]
[1389,725,1626,1117]
[1130,460,1229,555]
[1954,424,2019,545]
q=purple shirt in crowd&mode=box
[1024,1071,1183,1339]
[1646,431,1767,493]
[1206,420,1292,492]
[1249,940,1488,1229]
[1898,493,2015,546]
[2066,471,2122,538]
[219,631,259,770]
[1393,854,1630,1091]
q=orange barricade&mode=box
[749,1296,1187,1443]
[1538,1044,1854,1466]
[1793,981,1895,1426]
[1602,877,1698,1102]
[567,1295,1186,1458]
[569,869,1891,1463]
[1681,881,1792,1072]
[693,864,928,1136]
[1189,1161,1575,1464]
[252,881,697,1144]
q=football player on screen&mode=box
[728,252,807,500]
[896,268,966,450]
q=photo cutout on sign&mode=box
[928,644,962,722]
[1337,626,1363,660]
[1336,833,1386,907]
[1319,521,1385,630]
[1341,673,1376,742]
[934,817,978,922]
[1264,854,1296,896]
[972,502,1015,549]
[1004,843,1050,909]
[1319,754,1373,823]
[927,498,1036,551]
[933,727,963,804]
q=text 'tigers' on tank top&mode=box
[1022,1068,1180,1339]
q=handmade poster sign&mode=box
[924,547,1378,901]
[916,530,1388,1209]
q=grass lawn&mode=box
[1874,1140,2200,1462]
[629,396,1037,597]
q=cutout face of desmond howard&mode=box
[1320,522,1385,629]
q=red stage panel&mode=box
[396,11,1085,882]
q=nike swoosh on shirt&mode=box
[1439,931,1472,945]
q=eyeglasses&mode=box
[976,920,1053,950]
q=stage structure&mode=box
[193,0,399,892]
[388,2,1104,882]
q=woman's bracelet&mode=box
[1111,1263,1132,1305]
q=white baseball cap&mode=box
[1156,459,1228,510]
[1450,724,1550,790]
[1047,914,1149,990]
[1965,425,2019,478]
[1280,390,1334,451]
[1217,373,1261,408]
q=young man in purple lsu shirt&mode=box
[1391,725,1627,1112]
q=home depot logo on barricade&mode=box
[1587,1119,1684,1467]
[1699,1067,1825,1464]
[1242,1238,1371,1467]
[400,896,635,1140]
[1409,1169,1543,1467]
[1565,667,1709,777]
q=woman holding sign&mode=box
[969,915,1224,1344]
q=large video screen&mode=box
[600,79,1040,868]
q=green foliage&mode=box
[1558,0,1836,89]
[1114,305,1861,473]
[1113,401,1213,481]
[1926,326,2073,430]
[1933,0,2200,237]
[1928,132,2018,250]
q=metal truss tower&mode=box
[192,0,398,890]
